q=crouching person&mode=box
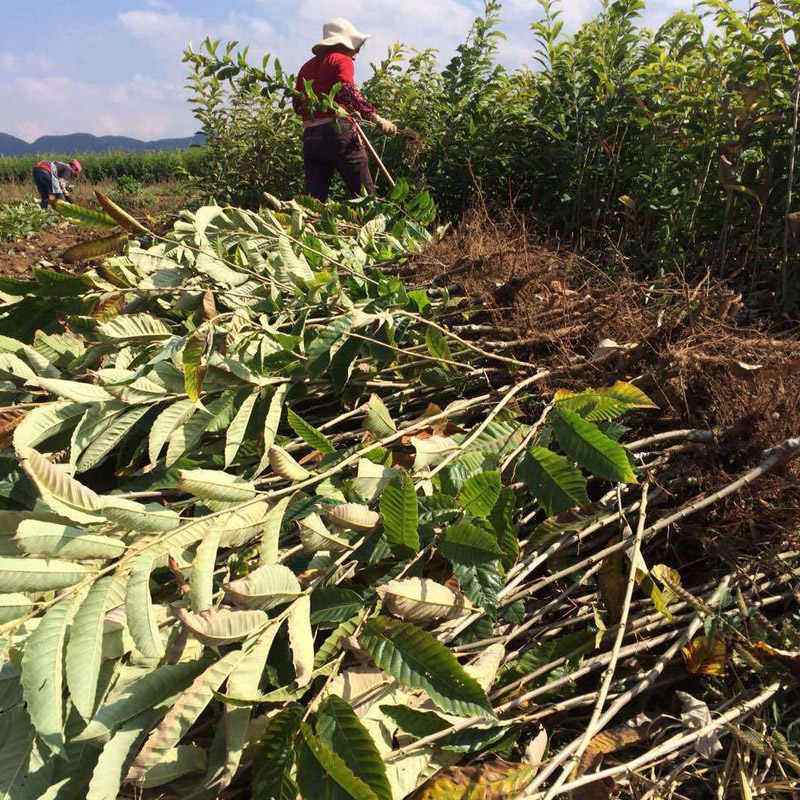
[32,159,82,209]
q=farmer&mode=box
[32,159,82,209]
[294,17,398,201]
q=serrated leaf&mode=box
[297,512,352,554]
[288,594,314,688]
[457,471,501,518]
[452,560,503,616]
[0,592,33,624]
[177,468,257,503]
[102,498,180,532]
[148,399,196,464]
[252,704,303,800]
[98,313,171,341]
[13,401,87,450]
[33,377,113,404]
[63,233,130,264]
[414,759,536,800]
[66,577,116,721]
[551,408,637,484]
[314,615,361,668]
[224,389,258,467]
[364,394,396,439]
[165,404,214,466]
[175,607,269,646]
[377,578,473,624]
[18,446,105,522]
[360,616,493,718]
[14,520,126,560]
[254,384,287,477]
[190,529,220,613]
[260,495,291,565]
[224,563,301,609]
[288,407,335,455]
[76,404,150,472]
[21,597,73,753]
[183,329,207,402]
[311,587,365,626]
[0,556,93,592]
[126,650,244,784]
[126,553,165,659]
[296,722,379,800]
[76,661,208,743]
[489,487,518,570]
[317,695,392,800]
[518,446,589,516]
[440,521,502,566]
[380,473,419,557]
[269,445,312,482]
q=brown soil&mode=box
[0,181,191,278]
[407,211,800,568]
[0,222,98,277]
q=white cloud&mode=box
[1,74,194,142]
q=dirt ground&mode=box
[407,211,800,571]
[0,180,191,277]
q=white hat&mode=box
[312,17,371,55]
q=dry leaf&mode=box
[676,691,722,758]
[598,551,626,624]
[412,758,536,800]
[682,636,727,676]
[750,641,800,680]
[377,578,474,625]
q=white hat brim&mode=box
[312,31,371,55]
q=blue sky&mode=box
[0,1,729,141]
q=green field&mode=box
[0,147,206,184]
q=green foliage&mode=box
[0,201,56,242]
[0,187,661,799]
[0,148,206,183]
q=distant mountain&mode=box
[0,133,30,156]
[0,132,206,157]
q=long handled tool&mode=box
[353,120,396,188]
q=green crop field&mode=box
[0,147,206,184]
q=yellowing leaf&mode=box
[376,578,473,624]
[682,636,727,676]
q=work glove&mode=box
[374,116,398,136]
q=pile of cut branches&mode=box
[0,185,797,800]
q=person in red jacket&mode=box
[294,18,398,202]
[32,159,82,209]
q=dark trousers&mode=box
[303,121,374,202]
[32,167,63,209]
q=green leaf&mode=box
[12,401,88,450]
[21,597,73,753]
[177,468,257,503]
[102,498,180,532]
[452,560,503,616]
[364,394,396,439]
[314,615,361,668]
[311,587,365,626]
[76,661,208,743]
[0,556,93,592]
[97,313,171,342]
[287,595,314,688]
[457,471,501,518]
[296,723,379,800]
[254,384,288,477]
[380,473,419,557]
[33,377,113,404]
[183,329,207,402]
[66,578,116,721]
[224,563,302,610]
[190,528,220,613]
[251,704,304,800]
[75,405,150,472]
[148,399,196,464]
[127,650,244,784]
[14,520,126,560]
[224,389,258,467]
[425,326,452,362]
[360,616,493,718]
[0,592,33,624]
[440,521,502,566]
[317,695,392,800]
[287,407,335,455]
[125,553,165,659]
[0,706,46,800]
[85,710,159,800]
[551,408,637,484]
[165,404,214,466]
[260,495,291,564]
[489,487,518,570]
[379,704,448,738]
[518,446,589,516]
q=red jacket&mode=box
[294,51,376,123]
